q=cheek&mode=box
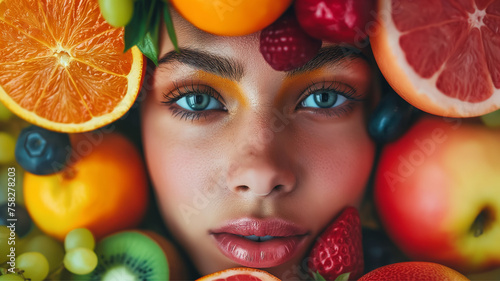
[296,112,375,218]
[141,99,205,226]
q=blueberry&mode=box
[15,125,71,175]
[362,227,408,273]
[368,91,421,143]
[0,203,33,238]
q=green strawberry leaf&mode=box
[313,271,327,281]
[163,1,179,52]
[335,272,351,281]
[312,271,351,281]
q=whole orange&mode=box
[23,132,148,241]
[170,0,293,36]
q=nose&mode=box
[227,155,296,196]
[226,118,296,197]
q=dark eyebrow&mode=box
[286,45,369,76]
[158,48,244,81]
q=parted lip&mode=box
[209,217,309,237]
[210,217,310,267]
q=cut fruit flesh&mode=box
[372,0,500,117]
[196,267,281,281]
[0,0,144,132]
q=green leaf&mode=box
[137,1,161,65]
[124,0,159,53]
[312,271,351,281]
[137,33,158,65]
[163,1,179,52]
[335,272,351,281]
[124,1,147,52]
[313,271,327,281]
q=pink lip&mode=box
[210,218,309,268]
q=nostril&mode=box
[235,185,250,192]
[273,185,284,192]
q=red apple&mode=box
[374,116,500,274]
[358,261,470,281]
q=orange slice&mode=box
[0,0,144,132]
[196,268,281,281]
[371,0,500,117]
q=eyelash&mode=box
[296,81,363,118]
[161,81,363,121]
[161,82,226,121]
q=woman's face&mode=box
[141,13,376,279]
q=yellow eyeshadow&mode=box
[195,71,249,108]
[275,69,326,104]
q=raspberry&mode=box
[295,0,376,45]
[307,206,364,280]
[259,12,322,71]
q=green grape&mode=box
[21,234,65,273]
[0,132,15,164]
[98,0,134,27]
[0,274,25,280]
[0,225,11,264]
[64,228,95,251]
[16,252,49,281]
[0,166,7,205]
[480,109,500,128]
[0,102,13,121]
[63,247,98,275]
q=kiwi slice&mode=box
[75,231,169,280]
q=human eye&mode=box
[162,83,227,121]
[297,81,363,118]
[301,90,347,109]
[176,93,223,111]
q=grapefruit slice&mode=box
[196,268,281,281]
[0,0,144,133]
[371,0,500,117]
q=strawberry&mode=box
[307,206,364,280]
[294,0,376,45]
[259,12,322,71]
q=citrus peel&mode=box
[0,0,144,133]
[371,0,500,117]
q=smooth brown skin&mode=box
[141,11,377,279]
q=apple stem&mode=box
[471,209,488,237]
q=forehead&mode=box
[159,10,258,55]
[159,10,373,69]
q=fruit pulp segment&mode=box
[0,0,133,123]
[214,275,263,281]
[482,16,500,88]
[392,0,500,102]
[101,265,141,281]
[435,28,493,102]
